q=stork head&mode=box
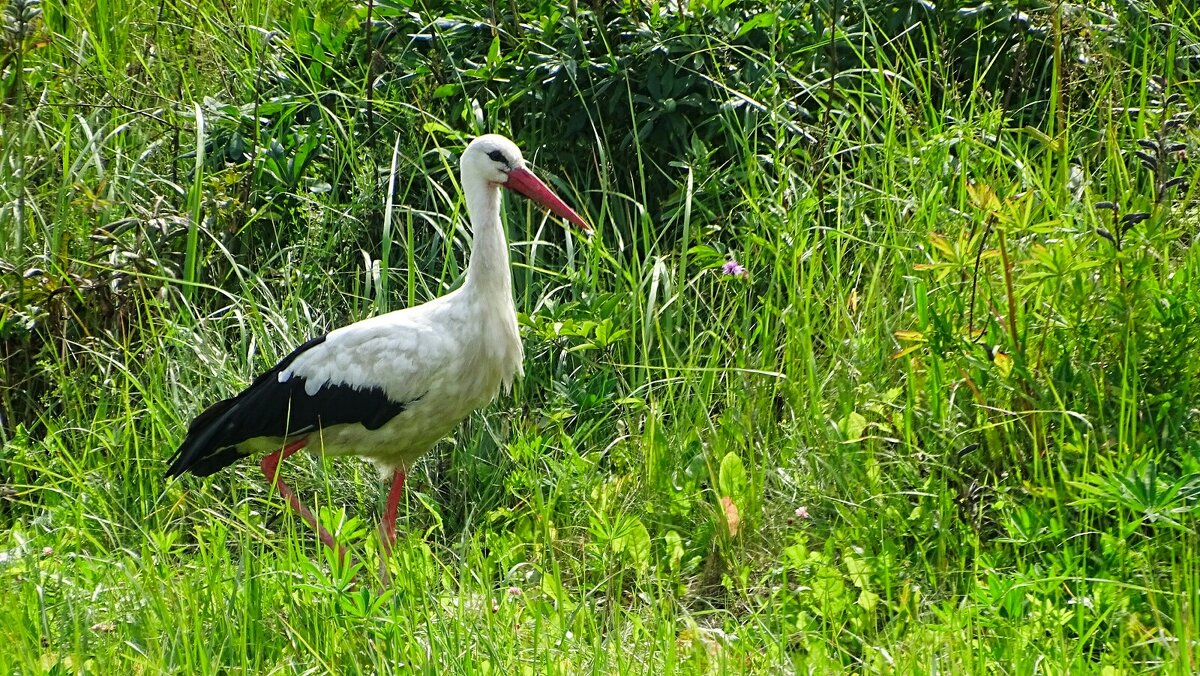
[462,134,591,232]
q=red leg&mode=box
[260,438,349,564]
[377,469,406,585]
[380,468,406,549]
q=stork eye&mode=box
[487,150,507,164]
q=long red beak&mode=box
[503,166,591,232]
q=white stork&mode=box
[167,134,590,570]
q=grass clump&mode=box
[2,0,1200,672]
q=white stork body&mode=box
[166,135,589,569]
[241,281,523,469]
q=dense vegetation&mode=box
[2,0,1199,671]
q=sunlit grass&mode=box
[3,0,1200,672]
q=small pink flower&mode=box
[794,506,810,519]
[721,259,749,279]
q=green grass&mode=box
[3,0,1200,672]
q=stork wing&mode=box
[166,325,426,477]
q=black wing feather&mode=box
[166,335,408,478]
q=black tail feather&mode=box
[166,396,248,477]
[166,334,331,479]
[166,333,408,479]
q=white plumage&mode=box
[167,134,590,569]
[264,284,523,468]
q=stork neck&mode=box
[463,175,512,299]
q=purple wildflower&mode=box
[721,259,748,278]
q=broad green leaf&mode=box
[784,542,808,570]
[432,83,461,99]
[840,411,867,441]
[718,451,747,501]
[736,11,776,38]
[486,34,501,67]
[994,350,1014,378]
[664,530,684,572]
[423,121,455,135]
[857,589,881,613]
[844,555,870,588]
[612,516,651,573]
